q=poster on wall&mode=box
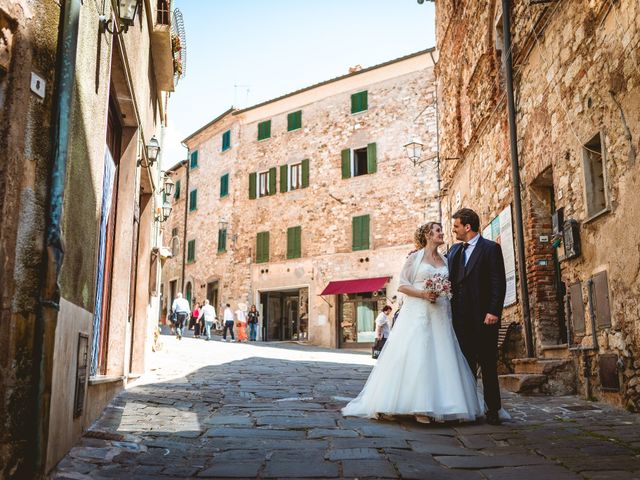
[482,205,517,307]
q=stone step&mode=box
[513,358,573,375]
[540,343,570,359]
[499,373,547,393]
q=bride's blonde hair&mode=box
[414,222,442,248]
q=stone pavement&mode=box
[50,335,640,479]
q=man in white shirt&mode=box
[171,293,191,340]
[375,305,393,341]
[222,303,235,341]
[198,299,217,341]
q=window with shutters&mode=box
[352,214,370,251]
[189,189,197,211]
[220,173,229,198]
[342,143,377,178]
[256,231,269,263]
[257,120,271,141]
[190,150,198,169]
[218,229,227,253]
[351,90,368,114]
[287,226,301,259]
[222,130,231,151]
[582,132,609,219]
[287,110,302,131]
[170,228,180,257]
[187,239,196,263]
[174,179,181,199]
[258,171,270,197]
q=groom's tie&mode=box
[458,242,469,277]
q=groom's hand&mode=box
[484,313,499,325]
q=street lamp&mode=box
[404,139,425,166]
[138,135,161,168]
[99,0,140,34]
[160,173,175,196]
[155,201,172,223]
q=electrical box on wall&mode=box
[563,219,581,259]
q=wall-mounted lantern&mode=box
[99,0,140,35]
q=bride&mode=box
[342,222,484,423]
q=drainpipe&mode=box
[34,0,81,476]
[502,0,534,358]
[428,49,442,224]
[179,154,189,292]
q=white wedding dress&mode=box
[342,260,484,421]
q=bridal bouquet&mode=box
[424,273,453,299]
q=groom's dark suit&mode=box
[448,235,506,414]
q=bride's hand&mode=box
[424,292,437,303]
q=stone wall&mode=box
[435,0,640,408]
[174,51,440,347]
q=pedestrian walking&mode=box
[247,305,259,341]
[198,299,217,341]
[235,305,248,342]
[372,305,393,358]
[191,303,202,338]
[171,293,191,340]
[222,303,235,341]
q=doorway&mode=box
[338,291,387,347]
[206,281,219,311]
[259,288,308,341]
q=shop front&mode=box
[259,287,309,341]
[320,276,390,348]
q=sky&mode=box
[163,0,437,168]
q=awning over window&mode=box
[320,276,390,296]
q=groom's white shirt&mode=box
[464,233,480,265]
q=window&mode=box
[220,173,229,198]
[257,120,271,140]
[351,90,368,114]
[218,229,227,253]
[174,179,181,199]
[341,143,377,178]
[249,168,276,199]
[287,226,301,259]
[352,214,370,251]
[287,110,302,131]
[190,150,198,169]
[259,171,269,197]
[171,236,180,257]
[222,130,231,151]
[583,132,608,218]
[280,159,310,193]
[187,239,196,263]
[256,231,269,263]
[189,189,197,211]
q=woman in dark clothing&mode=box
[247,305,260,341]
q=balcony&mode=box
[150,0,174,92]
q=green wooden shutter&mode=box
[189,189,197,211]
[268,166,277,195]
[367,142,377,174]
[352,215,370,251]
[222,130,231,151]
[174,179,181,199]
[301,159,309,188]
[280,165,288,193]
[218,229,227,253]
[190,150,198,169]
[258,120,271,140]
[187,239,196,262]
[249,172,257,199]
[286,226,301,259]
[341,149,351,179]
[351,91,368,113]
[361,91,368,111]
[220,173,229,197]
[257,231,270,263]
[287,110,302,131]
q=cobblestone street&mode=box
[51,336,640,479]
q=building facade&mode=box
[434,0,639,408]
[163,49,439,348]
[0,0,182,476]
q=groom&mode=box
[449,208,506,425]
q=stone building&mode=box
[163,49,439,348]
[0,0,182,476]
[434,0,640,408]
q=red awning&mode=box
[320,276,390,296]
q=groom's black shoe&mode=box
[486,411,501,426]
